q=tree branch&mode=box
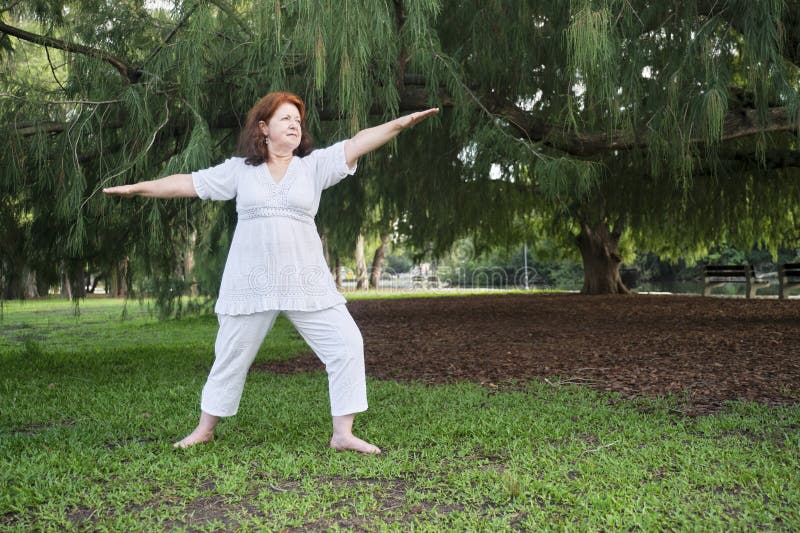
[209,77,453,128]
[45,45,68,92]
[208,0,253,38]
[143,3,198,67]
[0,93,121,106]
[11,121,66,136]
[11,74,791,160]
[491,99,798,157]
[10,118,125,137]
[0,20,140,83]
[717,149,800,171]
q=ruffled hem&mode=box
[213,293,347,315]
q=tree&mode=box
[369,232,392,289]
[1,0,448,303]
[425,0,800,293]
[2,0,798,302]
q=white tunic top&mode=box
[192,141,356,315]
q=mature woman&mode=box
[105,92,438,454]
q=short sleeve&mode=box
[308,141,358,190]
[191,158,241,200]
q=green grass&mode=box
[1,297,798,530]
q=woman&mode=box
[104,92,438,454]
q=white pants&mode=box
[200,304,368,417]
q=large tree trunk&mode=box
[60,264,72,299]
[88,275,100,294]
[60,262,86,301]
[184,232,198,297]
[321,231,331,268]
[72,263,87,300]
[369,233,391,289]
[576,219,630,295]
[108,257,128,297]
[334,255,344,290]
[2,266,38,299]
[21,268,39,298]
[355,232,369,290]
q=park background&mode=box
[1,0,799,530]
[2,0,799,302]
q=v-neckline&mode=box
[265,157,294,186]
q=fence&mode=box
[337,265,544,292]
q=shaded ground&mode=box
[258,294,800,414]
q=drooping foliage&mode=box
[0,0,448,300]
[425,0,800,284]
[1,0,798,301]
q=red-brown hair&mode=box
[237,92,314,165]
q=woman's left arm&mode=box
[344,108,439,168]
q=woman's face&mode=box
[260,102,302,153]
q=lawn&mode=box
[1,297,798,530]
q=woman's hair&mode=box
[237,92,314,165]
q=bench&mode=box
[778,263,800,299]
[703,265,770,298]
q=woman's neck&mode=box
[268,150,294,165]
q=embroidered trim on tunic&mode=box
[238,206,315,225]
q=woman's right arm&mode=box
[103,174,197,198]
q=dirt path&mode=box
[257,294,800,414]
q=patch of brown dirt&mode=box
[258,294,800,414]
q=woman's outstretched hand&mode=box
[397,108,439,129]
[103,185,137,197]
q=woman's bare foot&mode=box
[330,413,381,454]
[174,411,219,448]
[173,429,214,448]
[330,434,382,454]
